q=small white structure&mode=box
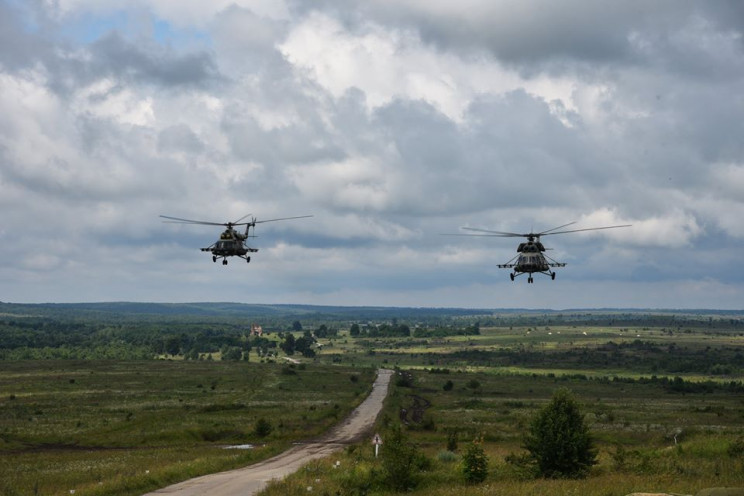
[372,433,382,457]
[251,323,263,336]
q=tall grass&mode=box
[258,366,744,496]
[0,360,375,495]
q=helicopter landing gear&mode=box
[510,273,515,281]
[222,259,228,265]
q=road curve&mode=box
[144,368,393,496]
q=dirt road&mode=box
[144,368,393,496]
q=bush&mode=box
[280,365,297,375]
[466,379,481,391]
[253,417,272,438]
[381,425,420,491]
[396,375,413,388]
[446,429,458,452]
[462,437,488,483]
[728,437,744,457]
[221,347,243,361]
[523,388,597,478]
[437,450,458,463]
[421,414,437,431]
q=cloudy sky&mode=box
[1,0,743,309]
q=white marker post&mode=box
[372,433,382,458]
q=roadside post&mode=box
[372,433,382,458]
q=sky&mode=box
[1,0,743,310]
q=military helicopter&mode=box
[160,214,312,265]
[451,222,631,283]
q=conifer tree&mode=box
[524,388,597,478]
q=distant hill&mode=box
[1,301,742,321]
[0,301,498,320]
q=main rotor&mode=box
[160,214,313,230]
[459,221,631,240]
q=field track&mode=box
[143,368,393,496]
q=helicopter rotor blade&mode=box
[254,215,313,224]
[454,222,630,238]
[537,221,578,236]
[232,213,253,225]
[460,227,525,237]
[539,224,632,236]
[159,215,229,226]
[441,233,520,237]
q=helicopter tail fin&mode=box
[244,217,257,237]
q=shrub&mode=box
[396,375,413,388]
[462,437,488,483]
[523,388,597,478]
[728,437,744,457]
[466,379,481,391]
[421,414,437,431]
[253,417,272,438]
[381,425,419,491]
[437,450,458,463]
[446,429,458,452]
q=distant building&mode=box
[250,323,263,336]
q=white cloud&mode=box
[279,12,580,122]
[288,157,395,212]
[578,208,701,248]
[1,1,744,307]
[73,78,155,126]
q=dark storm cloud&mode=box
[362,90,607,215]
[85,32,218,87]
[288,1,744,77]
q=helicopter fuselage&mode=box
[201,228,257,265]
[513,241,550,273]
[498,237,566,283]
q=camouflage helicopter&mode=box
[160,214,312,265]
[451,222,631,283]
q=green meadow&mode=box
[0,360,375,496]
[1,305,743,495]
[265,322,744,495]
[261,366,744,496]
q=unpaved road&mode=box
[144,368,393,496]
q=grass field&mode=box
[260,368,744,496]
[2,320,744,495]
[260,324,744,495]
[0,360,375,496]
